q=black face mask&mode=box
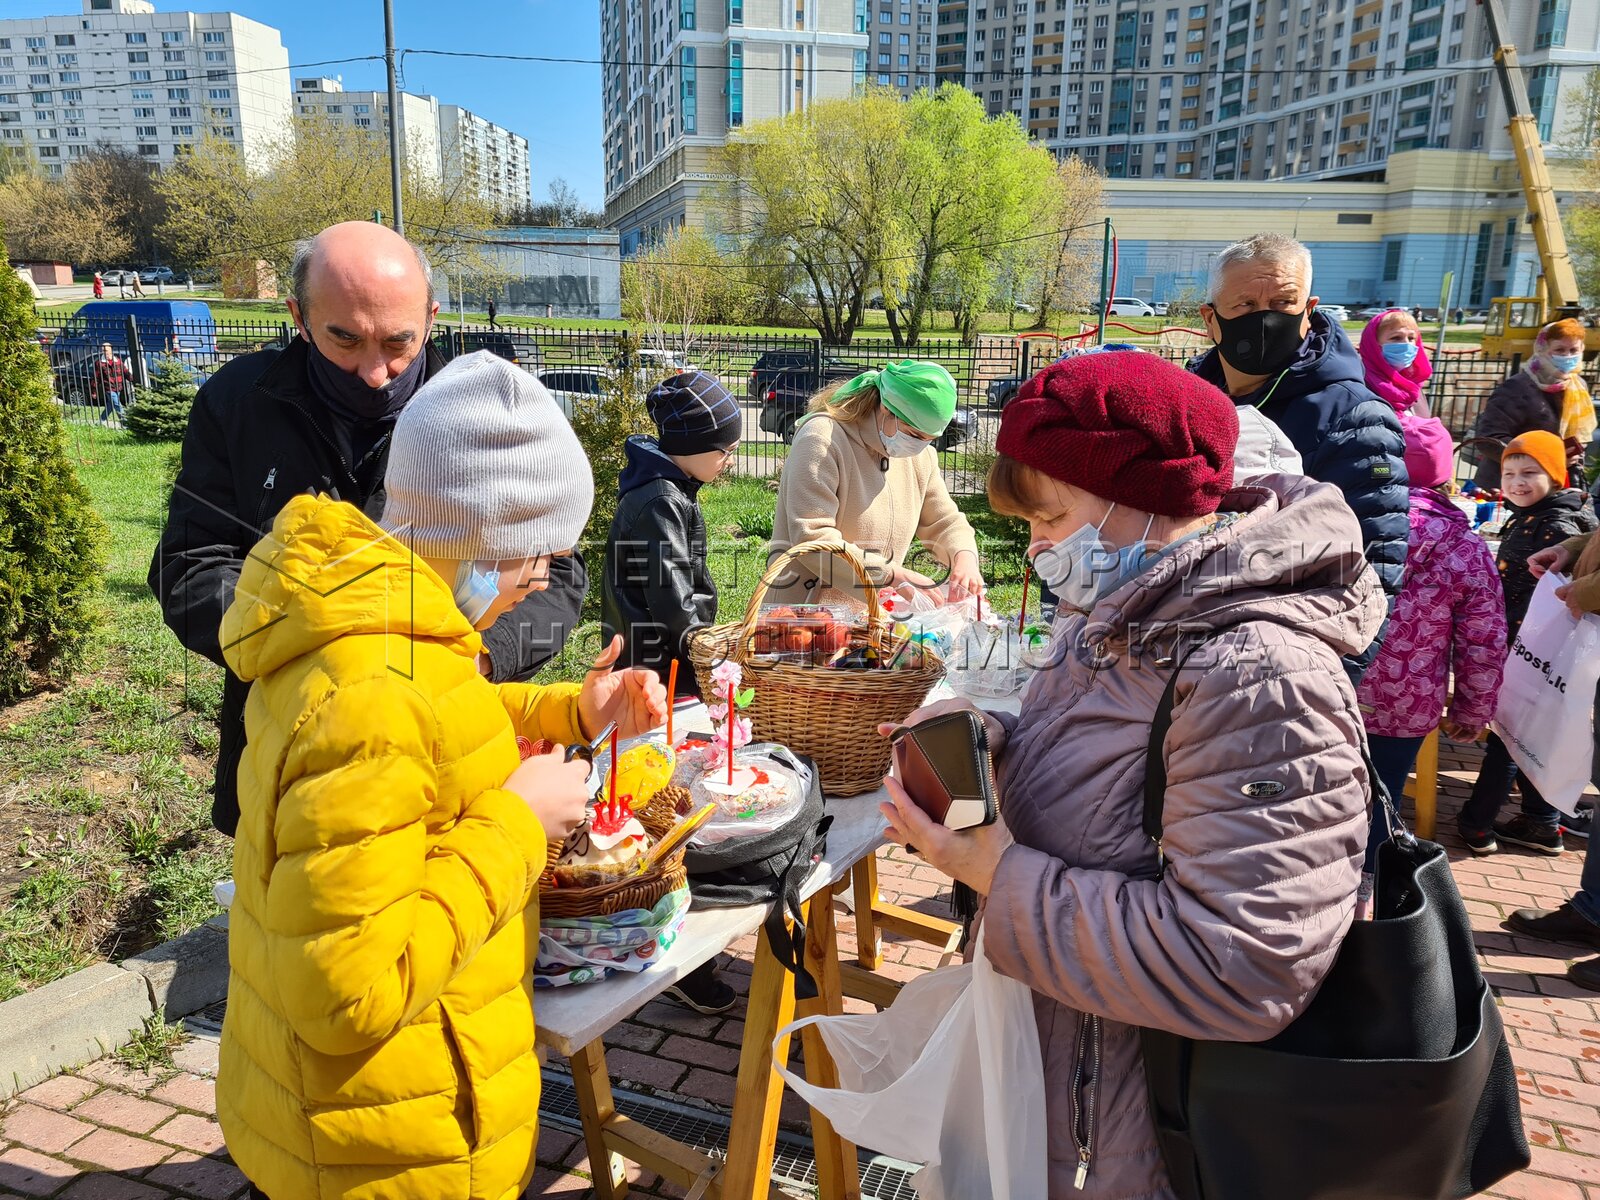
[1211,308,1307,378]
[304,331,428,424]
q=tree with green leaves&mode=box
[124,356,198,442]
[0,252,106,702]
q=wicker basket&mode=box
[538,786,692,918]
[688,538,943,797]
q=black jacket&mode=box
[1470,372,1564,491]
[1193,310,1411,601]
[1497,488,1597,636]
[600,437,716,697]
[148,336,588,836]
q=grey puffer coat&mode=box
[980,473,1386,1199]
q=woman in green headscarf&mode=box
[768,361,984,604]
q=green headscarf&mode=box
[831,360,957,435]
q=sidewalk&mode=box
[3,738,1599,1199]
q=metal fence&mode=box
[33,311,1586,496]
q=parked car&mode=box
[1151,301,1169,317]
[1354,306,1394,320]
[434,328,542,368]
[747,348,865,403]
[100,269,138,286]
[139,266,176,284]
[759,361,974,451]
[1013,301,1036,314]
[1105,296,1157,317]
[47,299,217,404]
[536,367,607,419]
[1318,303,1351,322]
[985,375,1027,410]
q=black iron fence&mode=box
[33,311,1587,495]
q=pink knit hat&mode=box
[1400,413,1454,489]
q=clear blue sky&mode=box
[42,0,607,207]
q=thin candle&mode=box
[1018,560,1031,637]
[666,659,678,747]
[608,728,619,810]
[726,679,735,786]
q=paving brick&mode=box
[659,1034,739,1075]
[535,1125,579,1167]
[1490,1171,1589,1199]
[148,1113,224,1156]
[605,1021,665,1054]
[66,1128,171,1173]
[1516,1049,1584,1082]
[141,1150,246,1200]
[634,1003,720,1039]
[560,1151,658,1191]
[1,1104,95,1154]
[58,1175,170,1200]
[166,1039,219,1079]
[713,1019,745,1047]
[674,1068,735,1108]
[15,1078,97,1114]
[145,1075,214,1117]
[68,1094,175,1137]
[603,1048,686,1093]
[527,1165,593,1195]
[1531,1148,1600,1187]
[72,1062,169,1095]
[0,1146,78,1197]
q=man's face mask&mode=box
[1210,307,1307,378]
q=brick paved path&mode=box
[4,739,1600,1198]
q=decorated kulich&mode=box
[553,795,650,885]
[689,757,801,824]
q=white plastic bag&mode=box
[772,928,1047,1199]
[1493,572,1600,816]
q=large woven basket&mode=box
[688,538,943,797]
[538,786,691,918]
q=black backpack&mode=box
[683,748,832,999]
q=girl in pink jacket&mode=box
[1356,414,1505,817]
[1359,307,1434,417]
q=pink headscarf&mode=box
[1359,308,1434,417]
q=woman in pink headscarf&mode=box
[1359,307,1434,418]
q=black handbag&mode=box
[1139,631,1531,1200]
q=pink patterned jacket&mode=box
[1357,487,1506,738]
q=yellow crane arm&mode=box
[1479,0,1582,311]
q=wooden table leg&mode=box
[571,1039,630,1200]
[850,856,883,970]
[797,893,861,1200]
[720,925,799,1200]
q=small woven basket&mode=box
[688,537,943,797]
[538,786,692,919]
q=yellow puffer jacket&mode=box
[217,494,582,1200]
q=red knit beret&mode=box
[995,351,1239,517]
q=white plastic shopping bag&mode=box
[1492,572,1600,816]
[772,927,1047,1199]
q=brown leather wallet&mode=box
[890,710,998,832]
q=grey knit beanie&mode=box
[381,351,594,560]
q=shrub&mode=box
[124,355,197,442]
[0,260,106,702]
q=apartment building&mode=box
[935,0,1600,183]
[0,0,289,174]
[601,0,871,254]
[293,77,444,190]
[439,103,533,216]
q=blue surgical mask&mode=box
[1381,342,1418,369]
[452,559,501,625]
[1031,507,1156,613]
[1551,353,1582,374]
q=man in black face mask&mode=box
[149,220,589,836]
[1189,232,1408,681]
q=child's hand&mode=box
[579,635,669,741]
[503,752,590,843]
[1528,544,1572,579]
[1440,719,1483,744]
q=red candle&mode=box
[666,659,678,747]
[726,679,735,786]
[1018,560,1031,637]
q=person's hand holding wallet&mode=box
[879,707,1014,896]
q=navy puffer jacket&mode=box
[1191,310,1409,599]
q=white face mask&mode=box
[880,412,933,459]
[1031,507,1155,613]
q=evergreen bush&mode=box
[124,355,197,442]
[0,258,107,702]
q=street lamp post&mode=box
[1292,195,1313,239]
[383,0,405,237]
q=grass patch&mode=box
[114,1013,190,1074]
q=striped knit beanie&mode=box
[647,371,742,455]
[380,351,594,559]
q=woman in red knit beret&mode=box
[879,351,1385,1198]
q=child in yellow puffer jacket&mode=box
[218,351,667,1200]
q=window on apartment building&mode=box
[165,69,186,80]
[203,31,226,43]
[680,0,696,30]
[164,50,185,62]
[128,51,148,63]
[162,30,185,44]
